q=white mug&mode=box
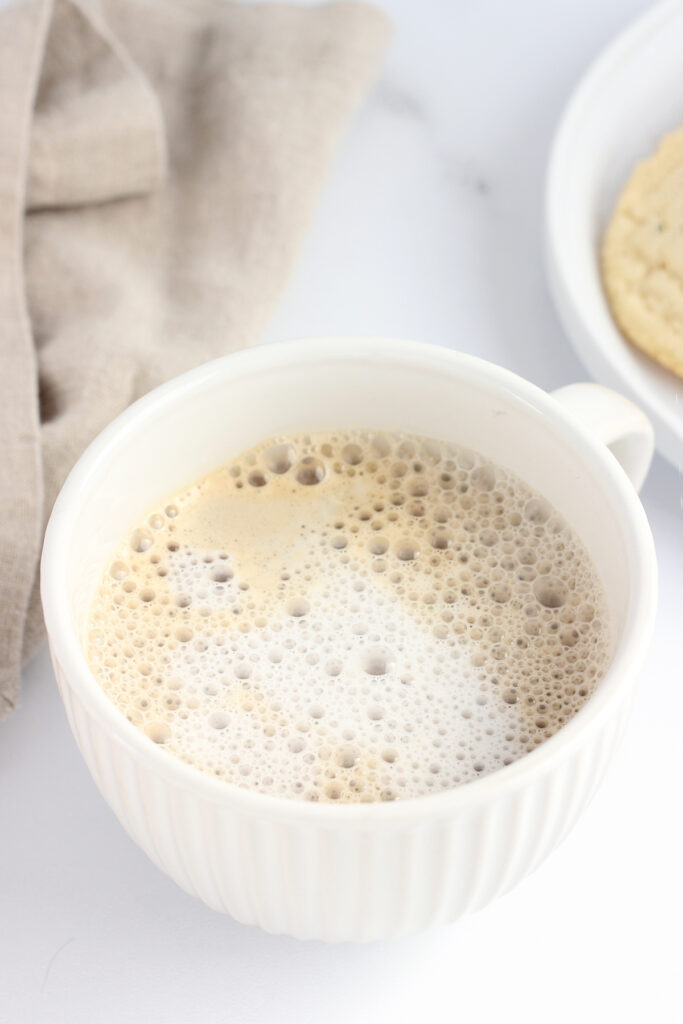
[41,338,657,942]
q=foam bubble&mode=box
[295,457,325,486]
[87,428,613,804]
[265,444,295,475]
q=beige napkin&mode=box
[0,0,390,718]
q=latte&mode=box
[87,429,612,802]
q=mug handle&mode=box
[551,383,655,493]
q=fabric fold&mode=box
[0,0,52,716]
[27,0,167,210]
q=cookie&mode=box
[602,125,683,379]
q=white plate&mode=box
[546,0,683,468]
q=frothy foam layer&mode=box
[87,430,612,802]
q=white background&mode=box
[2,1,682,1022]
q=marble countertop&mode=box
[3,1,681,1021]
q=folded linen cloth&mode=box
[0,0,390,717]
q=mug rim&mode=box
[41,337,657,823]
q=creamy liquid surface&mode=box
[87,429,612,803]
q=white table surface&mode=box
[2,1,682,1022]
